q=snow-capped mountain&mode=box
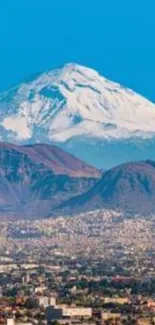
[0,63,155,168]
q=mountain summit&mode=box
[0,63,155,168]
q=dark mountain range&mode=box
[60,161,155,215]
[1,142,155,220]
[0,143,99,220]
[0,142,100,178]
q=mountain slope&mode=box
[60,161,155,214]
[0,142,99,178]
[0,143,99,220]
[0,63,155,168]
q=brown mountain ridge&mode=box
[60,161,155,215]
[0,143,100,220]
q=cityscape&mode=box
[1,210,155,324]
[1,1,155,325]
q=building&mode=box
[34,286,47,294]
[38,296,56,308]
[103,297,130,305]
[22,273,30,284]
[46,305,92,322]
[7,320,32,325]
[101,312,121,321]
[62,307,92,318]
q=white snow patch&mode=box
[0,62,155,142]
[2,115,31,139]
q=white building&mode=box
[63,307,92,318]
[38,296,56,308]
[35,286,47,294]
[7,320,32,325]
[46,305,92,321]
[101,312,121,321]
[7,319,15,325]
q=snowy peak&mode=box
[0,63,155,145]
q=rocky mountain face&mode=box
[0,142,99,178]
[0,63,155,169]
[60,161,155,215]
[1,143,155,219]
[0,143,99,220]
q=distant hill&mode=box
[60,161,155,215]
[1,142,155,220]
[0,143,99,220]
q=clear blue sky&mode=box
[0,0,155,101]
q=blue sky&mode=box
[0,0,155,101]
